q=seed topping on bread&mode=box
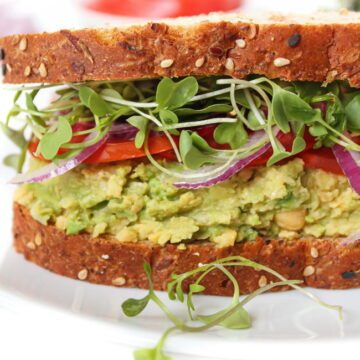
[288,33,301,47]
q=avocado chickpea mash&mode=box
[14,157,360,247]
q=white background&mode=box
[0,1,358,360]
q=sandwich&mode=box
[1,10,360,296]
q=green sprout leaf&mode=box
[100,88,123,100]
[292,135,306,154]
[267,151,290,166]
[345,93,360,131]
[25,90,45,127]
[159,110,178,126]
[267,132,306,167]
[134,348,173,360]
[248,109,266,130]
[156,77,198,110]
[2,133,29,173]
[174,104,232,117]
[309,123,328,137]
[217,91,261,110]
[159,109,179,135]
[100,87,136,117]
[0,122,27,149]
[122,263,153,318]
[176,281,185,303]
[127,115,149,148]
[167,282,176,301]
[143,262,152,280]
[79,86,114,117]
[271,85,318,132]
[189,283,205,293]
[3,154,21,170]
[186,283,206,317]
[38,117,73,160]
[190,132,218,154]
[179,131,215,169]
[122,296,151,317]
[214,120,248,149]
[293,81,324,100]
[197,307,252,329]
[121,253,342,360]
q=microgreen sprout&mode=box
[122,257,342,360]
[2,75,360,180]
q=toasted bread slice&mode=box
[2,10,360,86]
[13,203,360,295]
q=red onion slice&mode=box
[9,132,109,184]
[332,139,360,196]
[109,122,165,142]
[109,122,139,141]
[174,129,275,189]
[312,101,327,119]
[338,229,360,247]
[332,137,360,247]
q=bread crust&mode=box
[13,203,360,295]
[2,11,360,87]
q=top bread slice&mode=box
[2,10,360,86]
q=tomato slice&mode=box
[86,134,176,163]
[300,147,344,175]
[28,132,175,163]
[300,136,360,176]
[29,125,218,163]
[86,0,240,18]
[87,125,221,163]
[28,124,348,176]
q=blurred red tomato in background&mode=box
[85,0,242,18]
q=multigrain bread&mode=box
[3,10,360,86]
[13,203,360,295]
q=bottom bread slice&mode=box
[13,203,360,295]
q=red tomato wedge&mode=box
[86,134,176,163]
[86,0,241,18]
[28,125,217,163]
[300,136,360,176]
[300,148,344,175]
[87,125,220,163]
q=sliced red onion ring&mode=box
[9,132,109,185]
[110,122,166,142]
[332,138,360,196]
[109,122,139,141]
[174,129,277,189]
[332,136,360,247]
[71,121,138,140]
[338,229,360,247]
[72,121,95,132]
[312,101,327,119]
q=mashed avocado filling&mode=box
[14,157,360,247]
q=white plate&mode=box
[0,91,359,360]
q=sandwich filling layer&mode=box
[14,157,360,247]
[5,75,360,247]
